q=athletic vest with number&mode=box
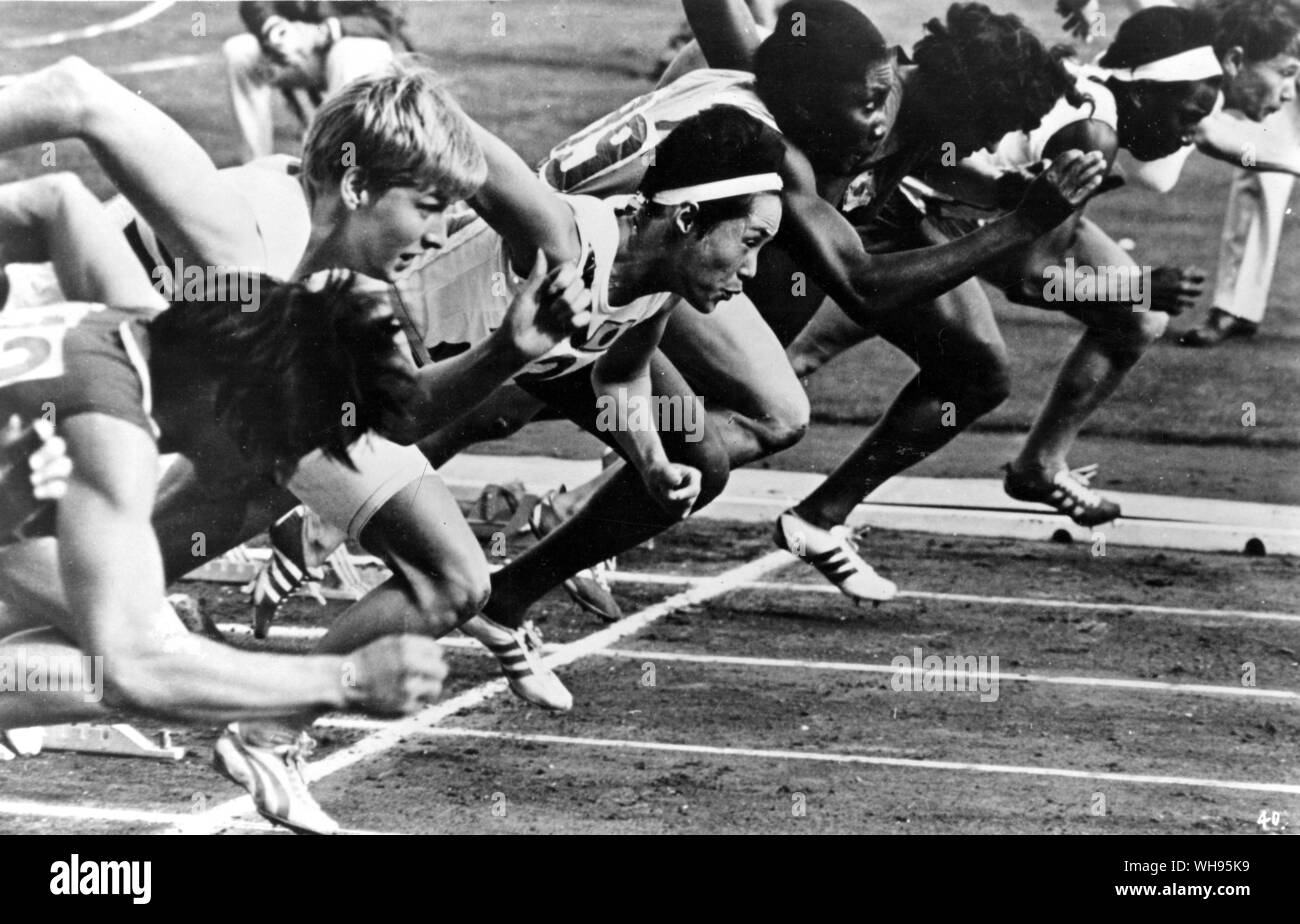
[538,69,779,197]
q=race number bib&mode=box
[0,303,97,388]
[0,324,66,387]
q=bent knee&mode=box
[1094,310,1167,361]
[937,351,1012,414]
[688,437,732,507]
[421,570,491,623]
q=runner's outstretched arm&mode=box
[1195,110,1300,175]
[0,57,264,269]
[683,0,764,70]
[467,119,581,273]
[777,146,1107,330]
[47,413,444,723]
[590,309,701,518]
[386,252,591,441]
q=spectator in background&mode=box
[1183,100,1300,346]
[224,2,413,162]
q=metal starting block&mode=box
[38,723,186,761]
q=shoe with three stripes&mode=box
[249,507,327,639]
[460,614,573,711]
[213,723,339,835]
[1003,463,1121,527]
[774,509,897,603]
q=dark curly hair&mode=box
[912,3,1082,141]
[639,105,786,229]
[1199,0,1300,62]
[147,273,416,476]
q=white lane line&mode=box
[163,550,793,835]
[1,1,178,49]
[602,571,1300,624]
[208,566,1300,627]
[0,799,395,834]
[220,624,1298,703]
[597,649,1300,701]
[401,727,1300,797]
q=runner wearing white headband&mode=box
[1105,45,1224,83]
[649,172,784,205]
[787,3,1228,550]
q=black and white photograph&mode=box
[0,0,1293,881]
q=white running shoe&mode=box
[213,723,339,835]
[460,614,573,711]
[2,726,44,756]
[774,509,897,603]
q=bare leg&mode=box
[785,297,873,379]
[485,353,731,628]
[660,293,809,467]
[794,275,1010,528]
[1011,220,1168,477]
[308,475,490,653]
[555,294,809,514]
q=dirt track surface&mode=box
[2,520,1296,835]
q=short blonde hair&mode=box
[301,57,486,203]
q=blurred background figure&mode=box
[224,1,413,162]
[1183,98,1300,345]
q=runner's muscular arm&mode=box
[591,310,673,477]
[0,58,264,270]
[467,120,582,275]
[1195,110,1300,176]
[776,142,1106,330]
[591,308,701,515]
[384,254,591,442]
[57,413,357,722]
[682,0,764,70]
[0,175,167,310]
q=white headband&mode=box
[650,173,784,206]
[1105,45,1222,83]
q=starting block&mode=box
[38,723,186,761]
